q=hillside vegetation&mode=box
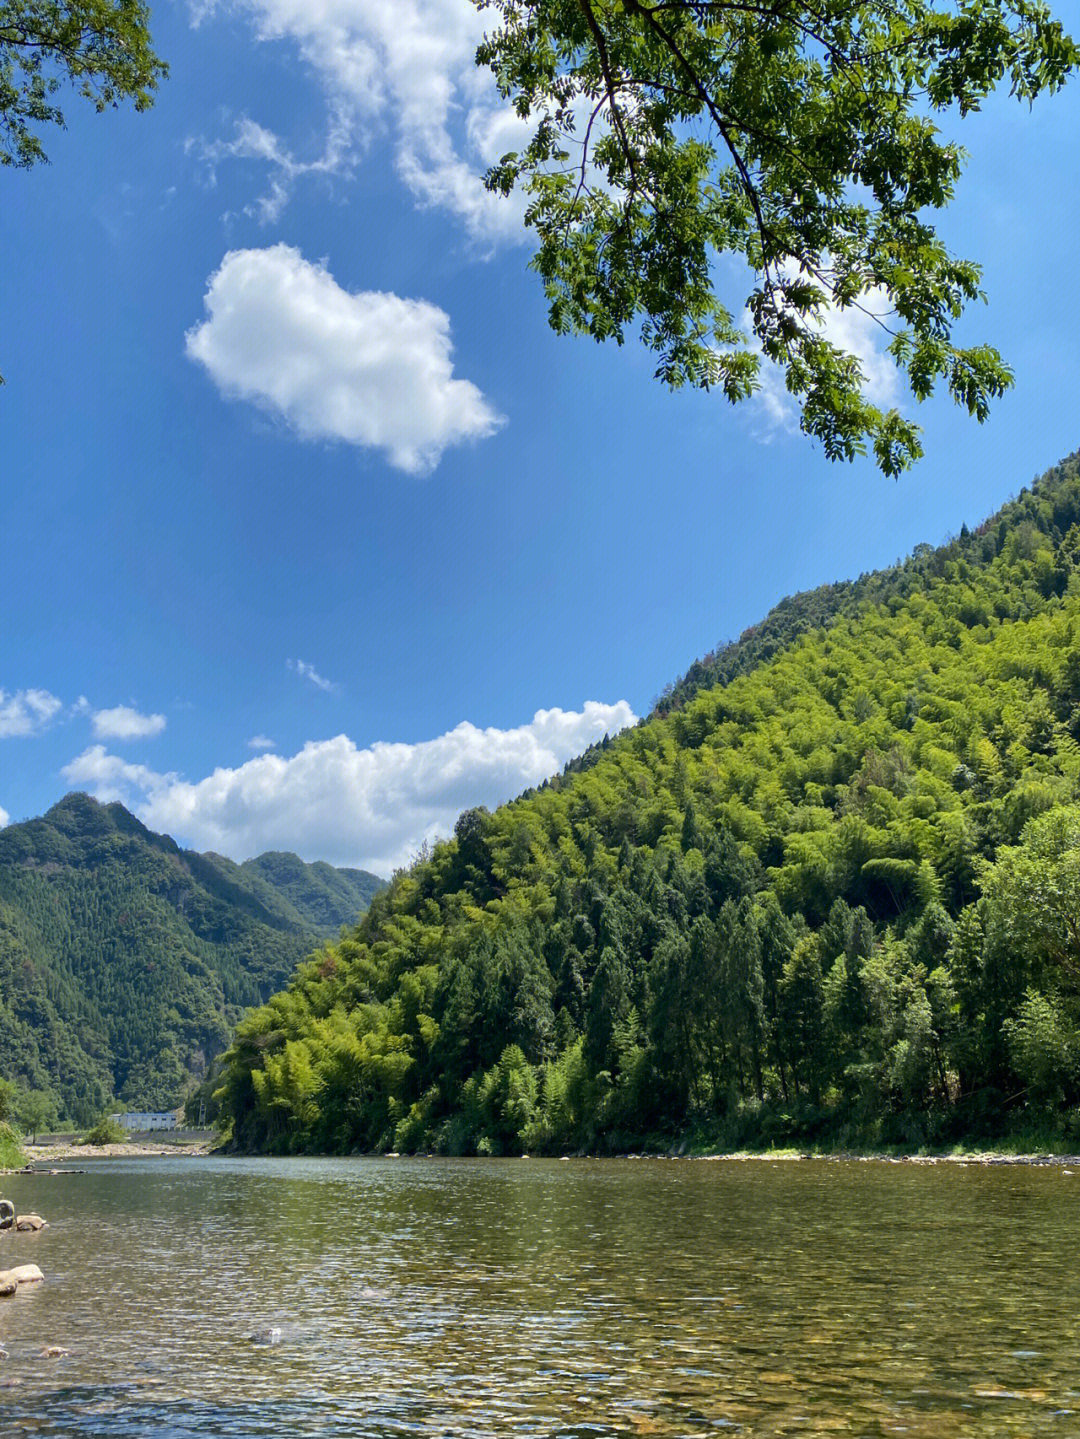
[0,795,382,1122]
[216,454,1080,1154]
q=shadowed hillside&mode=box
[0,794,384,1121]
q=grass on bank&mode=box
[0,1121,27,1170]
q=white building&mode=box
[118,1111,179,1132]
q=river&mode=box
[1,1155,1078,1436]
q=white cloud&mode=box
[752,279,900,438]
[0,689,63,738]
[0,805,9,828]
[248,734,277,750]
[187,113,354,224]
[288,658,337,693]
[62,700,637,873]
[194,0,532,240]
[91,705,167,741]
[62,748,179,807]
[186,244,503,474]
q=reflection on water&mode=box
[1,1156,1079,1436]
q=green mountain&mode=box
[213,450,1080,1156]
[0,794,384,1122]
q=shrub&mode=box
[81,1114,128,1146]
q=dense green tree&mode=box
[1,0,166,168]
[16,1087,58,1142]
[478,0,1075,472]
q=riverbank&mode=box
[19,1138,214,1163]
[685,1146,1080,1166]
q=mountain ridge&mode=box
[0,793,384,1121]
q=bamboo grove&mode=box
[214,453,1080,1153]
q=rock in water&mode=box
[247,1327,283,1346]
[2,1265,45,1286]
[16,1214,47,1231]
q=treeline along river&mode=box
[2,1156,1080,1436]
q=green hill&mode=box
[0,794,384,1122]
[214,449,1080,1155]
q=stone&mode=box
[247,1327,283,1346]
[16,1214,46,1231]
[8,1265,44,1285]
[40,1346,69,1359]
[0,1276,17,1298]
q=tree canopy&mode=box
[477,0,1077,473]
[211,452,1080,1156]
[0,0,166,169]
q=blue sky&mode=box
[3,0,1079,872]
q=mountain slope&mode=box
[0,794,384,1121]
[215,451,1080,1153]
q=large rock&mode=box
[0,1264,44,1291]
[15,1214,47,1231]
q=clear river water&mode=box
[1,1155,1078,1437]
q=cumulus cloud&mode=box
[62,748,178,807]
[751,279,900,438]
[186,245,503,474]
[0,689,63,738]
[91,705,167,741]
[62,700,637,873]
[288,658,337,693]
[248,734,277,750]
[193,0,530,240]
[0,805,9,828]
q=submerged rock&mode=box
[40,1346,69,1359]
[247,1327,283,1346]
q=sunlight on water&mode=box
[1,1157,1078,1436]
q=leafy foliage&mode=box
[215,451,1080,1154]
[80,1112,126,1145]
[0,1120,25,1169]
[0,0,166,168]
[476,0,1076,472]
[0,794,384,1123]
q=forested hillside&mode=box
[0,795,383,1122]
[216,453,1080,1155]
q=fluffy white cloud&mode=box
[248,734,277,751]
[752,280,900,437]
[91,705,167,741]
[0,805,9,829]
[186,245,503,474]
[0,689,63,738]
[62,749,178,807]
[62,700,637,873]
[288,658,337,693]
[194,0,530,240]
